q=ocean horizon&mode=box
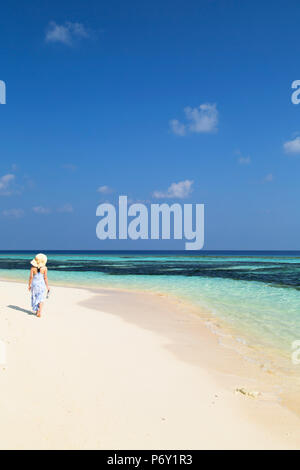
[0,250,299,254]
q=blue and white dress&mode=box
[31,269,46,312]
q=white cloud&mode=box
[153,180,194,199]
[0,174,15,195]
[264,173,274,183]
[283,136,300,154]
[2,208,24,218]
[33,206,51,214]
[235,149,251,165]
[238,156,251,165]
[45,21,90,46]
[58,203,74,213]
[169,119,186,136]
[97,185,113,194]
[170,103,218,136]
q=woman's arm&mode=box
[28,268,34,291]
[43,267,50,291]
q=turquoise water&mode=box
[1,251,300,358]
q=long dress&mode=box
[31,269,46,312]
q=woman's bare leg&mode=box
[37,302,44,317]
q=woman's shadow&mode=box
[7,305,35,316]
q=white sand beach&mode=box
[0,279,300,450]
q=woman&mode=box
[28,253,50,317]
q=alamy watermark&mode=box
[96,196,204,250]
[0,80,6,104]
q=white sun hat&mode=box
[30,253,47,269]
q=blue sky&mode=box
[0,0,300,250]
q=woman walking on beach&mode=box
[28,253,50,317]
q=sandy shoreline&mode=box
[0,279,300,449]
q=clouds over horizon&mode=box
[170,103,218,136]
[153,180,194,199]
[45,21,90,46]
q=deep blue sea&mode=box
[1,250,299,358]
